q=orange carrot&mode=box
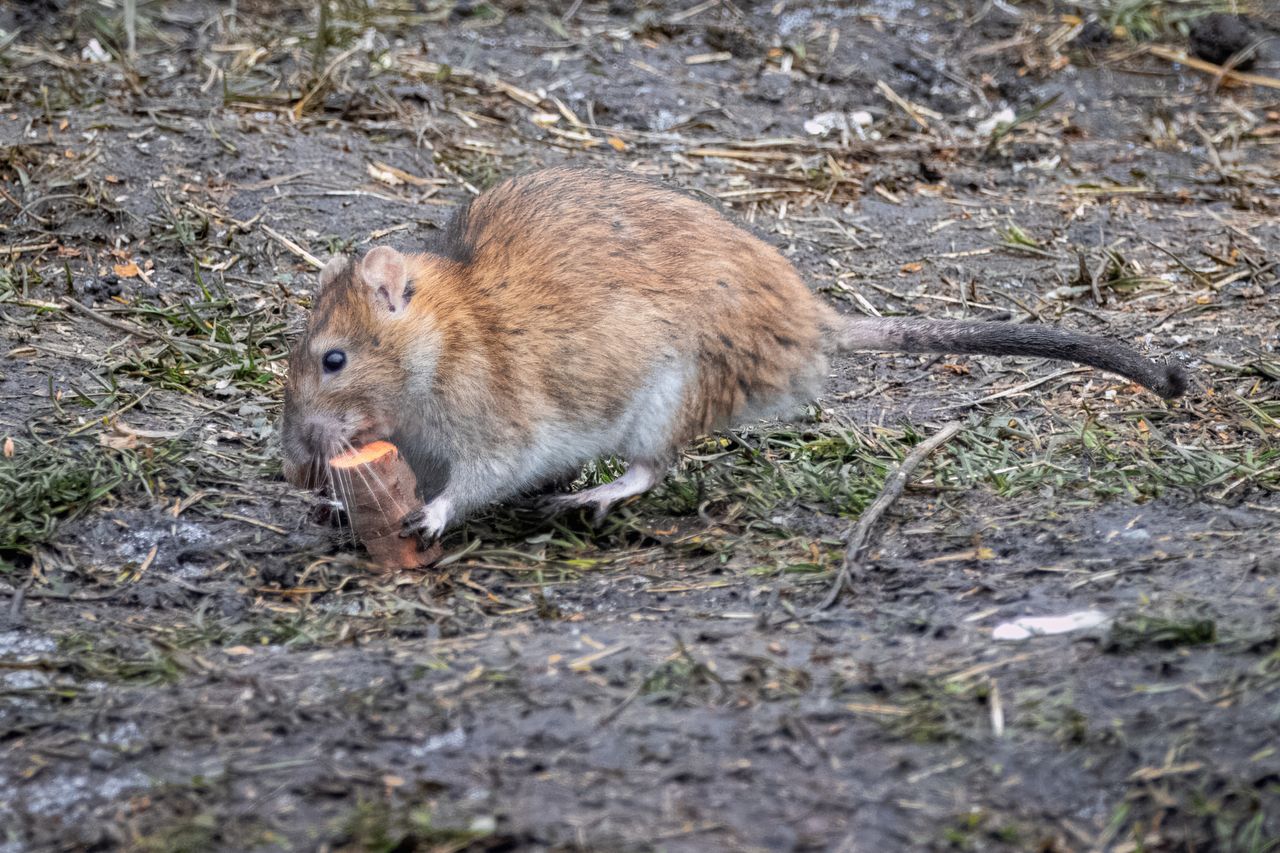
[329,440,398,469]
[326,441,441,570]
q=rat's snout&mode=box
[281,408,348,488]
[296,413,346,459]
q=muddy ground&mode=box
[2,1,1280,850]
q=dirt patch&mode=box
[2,1,1279,850]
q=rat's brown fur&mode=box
[282,167,1186,534]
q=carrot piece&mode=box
[325,441,442,570]
[329,440,398,469]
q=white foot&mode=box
[541,460,661,522]
[401,496,454,538]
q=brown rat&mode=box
[282,167,1186,535]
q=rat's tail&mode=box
[835,317,1187,399]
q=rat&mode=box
[282,166,1186,537]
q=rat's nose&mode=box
[300,414,343,457]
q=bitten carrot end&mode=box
[329,440,398,469]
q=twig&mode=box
[668,0,720,24]
[6,578,32,625]
[62,298,162,341]
[218,512,289,535]
[123,0,137,57]
[1145,45,1280,92]
[1140,236,1213,288]
[941,366,1091,410]
[874,80,932,130]
[0,587,125,602]
[814,422,963,611]
[261,224,324,269]
[594,674,648,728]
[292,43,364,120]
[0,241,58,257]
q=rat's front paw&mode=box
[400,499,452,539]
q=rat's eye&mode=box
[322,349,347,373]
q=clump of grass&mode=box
[335,797,494,853]
[446,425,901,576]
[0,440,189,572]
[434,147,503,191]
[1,262,288,399]
[888,681,973,744]
[941,412,1279,504]
[57,632,186,686]
[105,292,288,395]
[0,445,123,568]
[651,425,895,521]
[641,642,728,707]
[130,777,279,853]
[1106,774,1280,851]
[941,809,1025,850]
[998,221,1043,252]
[737,656,813,702]
[1082,0,1235,41]
[133,814,221,853]
[1070,244,1167,296]
[1106,613,1218,651]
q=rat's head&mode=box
[282,246,433,488]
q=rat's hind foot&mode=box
[540,460,661,523]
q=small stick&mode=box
[0,241,58,257]
[1140,236,1214,289]
[6,579,32,626]
[875,79,933,130]
[1145,45,1280,92]
[814,422,963,612]
[123,0,137,57]
[942,367,1090,410]
[261,224,324,269]
[62,298,162,341]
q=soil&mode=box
[1188,13,1258,70]
[2,2,1279,851]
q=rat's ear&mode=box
[318,255,348,291]
[360,246,412,316]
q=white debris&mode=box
[410,726,467,757]
[976,107,1016,136]
[804,112,841,136]
[804,110,874,138]
[992,609,1109,641]
[81,38,111,63]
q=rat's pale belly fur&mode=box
[397,339,825,528]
